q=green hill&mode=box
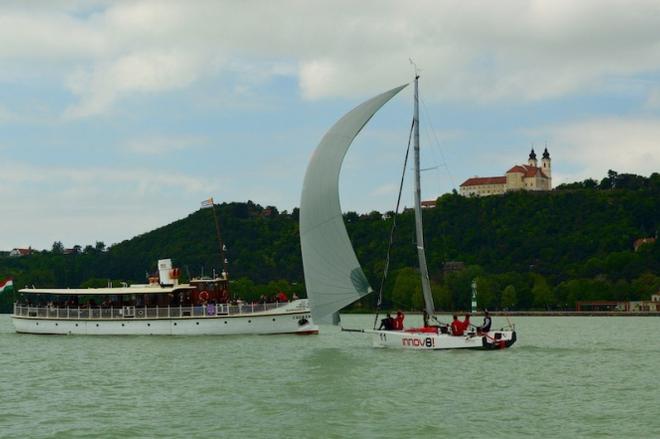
[1,171,658,313]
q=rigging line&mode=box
[419,95,456,189]
[373,118,415,330]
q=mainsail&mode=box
[300,85,407,322]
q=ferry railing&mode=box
[12,302,293,320]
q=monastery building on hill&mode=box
[459,148,552,197]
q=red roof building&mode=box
[9,248,32,257]
[459,148,552,197]
[633,237,656,252]
[460,176,507,187]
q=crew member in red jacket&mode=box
[392,311,405,330]
[461,314,471,332]
[450,315,464,336]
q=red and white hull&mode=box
[367,328,517,350]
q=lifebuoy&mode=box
[199,290,209,301]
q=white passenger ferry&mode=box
[11,259,318,336]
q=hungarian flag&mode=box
[0,278,13,294]
[200,198,214,209]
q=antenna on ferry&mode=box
[202,197,228,279]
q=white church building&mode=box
[459,148,552,197]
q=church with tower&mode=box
[459,148,552,197]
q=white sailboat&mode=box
[300,75,516,350]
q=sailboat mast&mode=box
[412,75,435,318]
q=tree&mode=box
[344,211,359,223]
[95,241,106,252]
[390,267,422,310]
[599,169,618,189]
[501,284,517,310]
[51,241,64,254]
[532,275,555,309]
[475,276,498,311]
[230,277,256,301]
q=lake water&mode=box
[0,314,658,438]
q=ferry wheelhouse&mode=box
[11,259,318,336]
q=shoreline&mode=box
[484,311,660,317]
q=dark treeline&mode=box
[1,171,658,313]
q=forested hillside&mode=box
[1,171,658,313]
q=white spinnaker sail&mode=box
[300,85,407,322]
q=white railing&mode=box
[11,302,292,320]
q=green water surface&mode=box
[0,314,657,438]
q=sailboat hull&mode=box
[367,329,517,350]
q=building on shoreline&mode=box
[576,296,660,313]
[9,248,32,257]
[459,148,552,197]
[633,237,656,252]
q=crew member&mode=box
[392,311,405,330]
[478,310,492,333]
[462,314,471,332]
[450,315,464,336]
[378,313,394,330]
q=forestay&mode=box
[300,84,407,322]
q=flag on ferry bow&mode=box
[0,278,13,294]
[201,197,214,209]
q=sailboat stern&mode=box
[481,330,517,350]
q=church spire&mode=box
[541,146,551,182]
[528,148,538,167]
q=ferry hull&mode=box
[367,329,516,350]
[12,313,318,336]
[12,309,318,336]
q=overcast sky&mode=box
[1,0,659,250]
